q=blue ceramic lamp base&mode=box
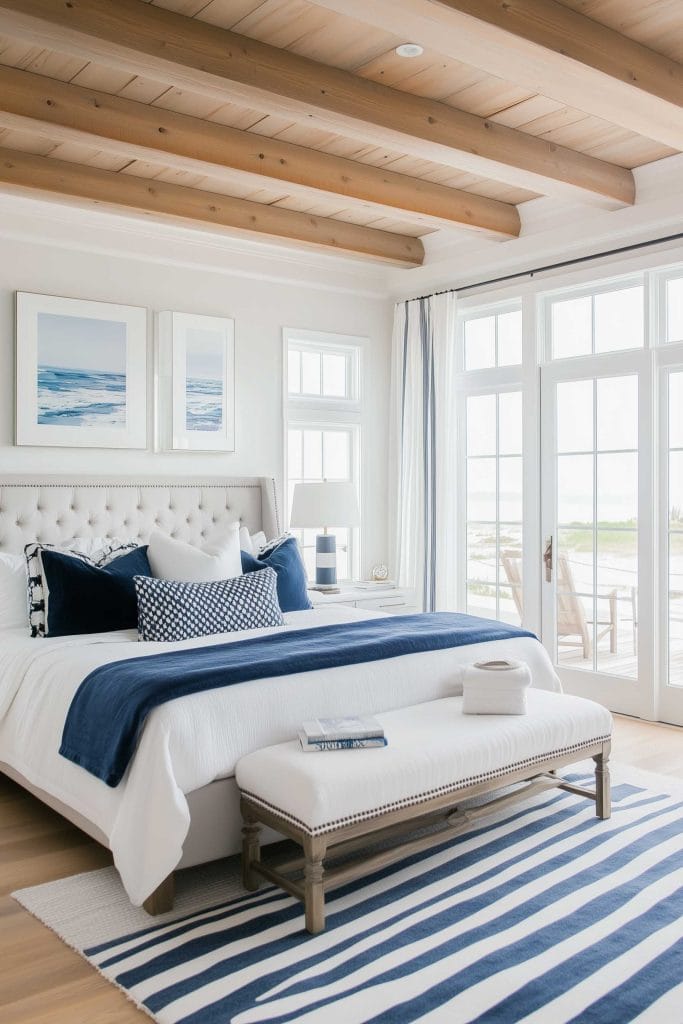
[315,533,337,588]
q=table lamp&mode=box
[289,481,360,589]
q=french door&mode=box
[540,352,654,718]
[658,357,683,726]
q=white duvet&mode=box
[0,606,561,904]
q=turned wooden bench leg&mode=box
[594,741,611,820]
[241,801,262,892]
[303,836,327,935]
[143,872,175,915]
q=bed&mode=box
[0,475,562,910]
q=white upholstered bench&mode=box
[236,690,612,934]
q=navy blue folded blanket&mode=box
[59,612,535,786]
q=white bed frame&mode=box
[0,475,282,903]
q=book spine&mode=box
[300,737,388,752]
[305,730,385,742]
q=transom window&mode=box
[548,280,644,359]
[286,331,359,402]
[664,274,683,344]
[462,305,522,370]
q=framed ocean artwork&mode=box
[15,292,148,448]
[156,311,235,452]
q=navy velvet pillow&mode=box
[40,545,152,637]
[241,536,312,612]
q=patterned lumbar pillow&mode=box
[134,566,284,642]
[25,539,139,637]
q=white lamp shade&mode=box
[290,481,360,529]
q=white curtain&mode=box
[389,292,458,611]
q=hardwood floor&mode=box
[0,714,681,1023]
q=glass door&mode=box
[540,353,653,716]
[658,364,683,725]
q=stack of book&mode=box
[299,716,387,753]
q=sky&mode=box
[185,327,224,382]
[37,312,127,374]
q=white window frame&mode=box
[657,267,683,345]
[455,294,539,634]
[542,273,648,362]
[284,327,361,409]
[457,299,523,372]
[283,328,364,581]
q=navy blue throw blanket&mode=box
[60,613,535,786]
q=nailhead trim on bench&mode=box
[240,733,611,837]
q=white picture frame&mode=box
[156,310,235,452]
[16,291,148,449]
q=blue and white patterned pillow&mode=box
[134,567,284,642]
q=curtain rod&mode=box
[410,231,683,303]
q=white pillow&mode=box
[238,527,267,556]
[0,552,28,630]
[148,526,242,582]
[251,530,267,555]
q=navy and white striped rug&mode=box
[15,776,683,1023]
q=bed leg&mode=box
[594,741,611,820]
[241,802,262,892]
[143,872,175,915]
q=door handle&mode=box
[543,537,553,583]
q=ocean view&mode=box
[186,375,222,432]
[37,365,126,427]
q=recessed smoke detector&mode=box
[395,43,424,58]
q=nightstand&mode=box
[307,584,416,614]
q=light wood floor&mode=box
[0,715,681,1023]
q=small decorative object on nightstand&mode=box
[290,481,360,590]
[371,563,389,581]
[307,583,416,614]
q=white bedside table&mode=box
[307,584,416,614]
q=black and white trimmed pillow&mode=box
[135,567,284,642]
[25,539,138,637]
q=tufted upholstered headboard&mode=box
[0,476,280,556]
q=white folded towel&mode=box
[462,658,531,715]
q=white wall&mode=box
[0,223,393,576]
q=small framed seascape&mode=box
[15,292,148,448]
[157,311,235,452]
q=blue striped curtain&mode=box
[389,293,457,612]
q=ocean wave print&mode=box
[186,376,223,432]
[37,366,126,428]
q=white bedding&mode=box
[0,606,561,904]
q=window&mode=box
[462,305,522,371]
[287,337,358,401]
[465,390,523,625]
[668,371,683,687]
[548,280,644,359]
[283,329,362,581]
[664,274,683,344]
[555,375,639,676]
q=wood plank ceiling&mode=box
[0,0,679,266]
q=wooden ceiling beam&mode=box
[0,0,634,207]
[308,0,683,152]
[0,66,520,238]
[0,146,425,266]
